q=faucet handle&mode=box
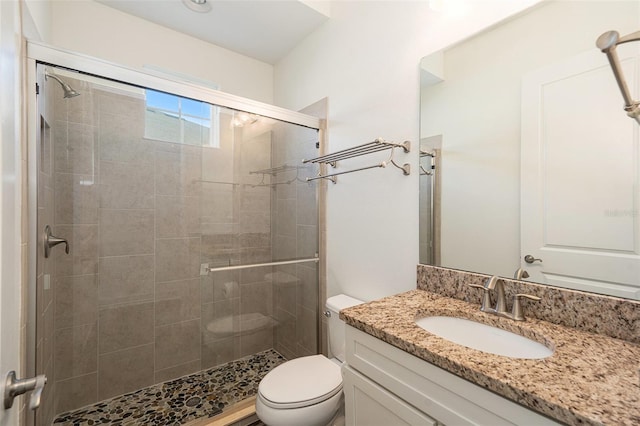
[3,371,47,411]
[468,284,492,312]
[28,375,47,411]
[516,294,541,301]
[510,293,541,321]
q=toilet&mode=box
[255,294,364,426]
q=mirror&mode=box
[419,0,640,300]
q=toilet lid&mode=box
[258,355,342,409]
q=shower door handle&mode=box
[43,225,69,258]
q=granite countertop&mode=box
[340,289,640,426]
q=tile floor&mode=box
[52,349,285,425]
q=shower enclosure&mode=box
[29,51,322,425]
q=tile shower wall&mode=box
[41,74,319,416]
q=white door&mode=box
[521,47,640,300]
[0,0,24,424]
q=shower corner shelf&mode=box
[249,164,301,176]
[302,137,411,183]
[246,163,307,188]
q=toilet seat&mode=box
[258,355,342,409]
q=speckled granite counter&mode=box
[341,289,640,426]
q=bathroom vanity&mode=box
[340,268,640,425]
[342,327,559,425]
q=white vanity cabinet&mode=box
[342,326,561,426]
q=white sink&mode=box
[415,316,553,359]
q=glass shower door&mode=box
[34,63,320,425]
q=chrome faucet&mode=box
[485,275,507,314]
[469,276,540,321]
[468,275,507,315]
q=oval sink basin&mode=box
[415,316,553,359]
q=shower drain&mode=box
[185,396,201,407]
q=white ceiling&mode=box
[96,0,330,64]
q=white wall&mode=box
[0,0,24,424]
[22,0,50,41]
[46,0,274,103]
[274,0,539,302]
[421,0,639,279]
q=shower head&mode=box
[596,30,620,52]
[45,72,80,98]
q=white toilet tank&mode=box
[326,294,364,362]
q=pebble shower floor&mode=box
[52,349,285,425]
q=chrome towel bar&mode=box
[306,162,386,183]
[206,256,319,273]
[303,138,409,165]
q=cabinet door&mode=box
[343,365,438,426]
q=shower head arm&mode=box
[616,30,640,46]
[44,72,80,98]
[603,47,638,110]
[596,30,640,52]
[44,72,64,86]
[596,30,640,122]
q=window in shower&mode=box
[144,89,220,147]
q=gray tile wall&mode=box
[44,76,320,416]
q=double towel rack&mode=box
[303,138,411,183]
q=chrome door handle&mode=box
[44,225,69,259]
[3,371,47,410]
[524,254,542,264]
